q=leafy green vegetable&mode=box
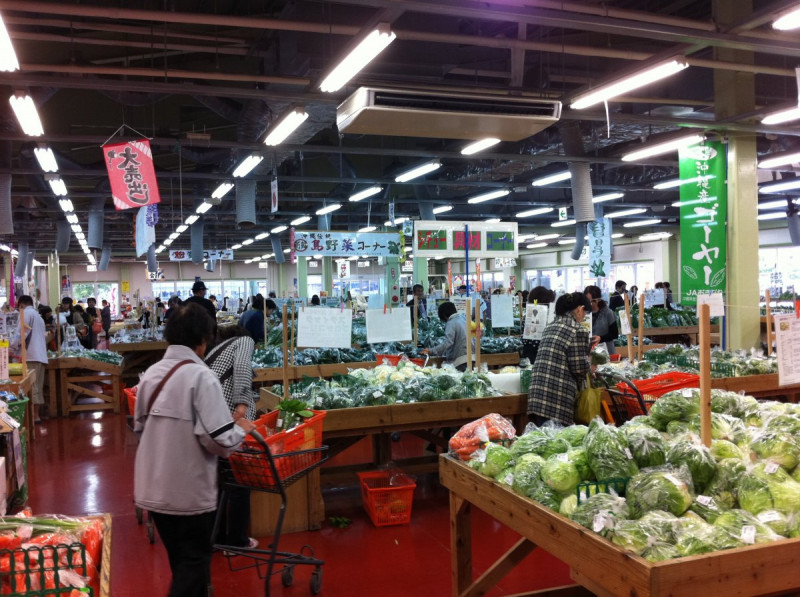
[666,441,716,493]
[649,390,700,431]
[689,495,728,523]
[714,509,783,543]
[673,515,740,557]
[511,453,546,497]
[583,421,639,481]
[478,443,514,478]
[705,458,747,509]
[526,480,562,510]
[750,430,800,471]
[623,425,666,469]
[511,429,569,459]
[559,495,578,517]
[556,425,589,447]
[566,447,594,481]
[570,492,629,537]
[756,510,791,537]
[710,439,745,462]
[738,462,800,515]
[642,542,680,562]
[541,457,581,495]
[625,466,694,518]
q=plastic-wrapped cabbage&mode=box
[626,465,694,518]
[705,458,747,509]
[494,466,516,487]
[666,441,716,493]
[690,494,728,523]
[511,453,546,497]
[570,492,629,537]
[707,413,748,444]
[511,429,570,459]
[649,390,700,431]
[638,510,679,541]
[527,480,561,510]
[793,466,800,484]
[711,391,758,419]
[609,519,654,555]
[738,462,800,515]
[642,542,680,562]
[714,509,784,543]
[559,494,578,517]
[478,443,515,478]
[623,425,667,469]
[750,430,800,471]
[666,420,692,437]
[567,447,594,481]
[674,515,741,557]
[764,413,800,436]
[541,457,580,495]
[556,425,588,448]
[756,510,790,536]
[627,415,659,429]
[583,421,639,481]
[710,439,745,462]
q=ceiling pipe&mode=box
[13,243,27,278]
[87,198,105,249]
[235,180,257,228]
[0,139,11,235]
[146,244,157,272]
[99,245,111,271]
[55,220,70,253]
[190,219,204,265]
[271,236,285,264]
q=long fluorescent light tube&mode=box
[558,239,577,245]
[349,185,382,202]
[9,94,44,136]
[762,107,800,125]
[242,238,254,245]
[384,217,408,226]
[70,224,81,233]
[232,154,263,178]
[461,138,500,155]
[537,233,561,240]
[291,215,311,226]
[59,199,74,212]
[395,161,441,183]
[516,207,554,218]
[168,232,179,240]
[607,208,647,218]
[231,244,243,250]
[176,225,188,233]
[319,24,396,93]
[196,202,213,214]
[75,232,85,241]
[467,189,510,204]
[163,238,173,246]
[774,6,800,30]
[66,214,78,224]
[623,218,662,228]
[612,233,625,238]
[571,57,689,110]
[622,134,704,162]
[34,147,58,172]
[432,205,453,214]
[284,248,292,254]
[359,225,377,232]
[49,178,67,196]
[653,175,715,190]
[316,203,342,215]
[759,151,800,169]
[758,212,786,221]
[265,107,308,146]
[760,179,800,193]
[485,218,501,223]
[156,246,165,254]
[531,171,571,186]
[526,242,548,249]
[0,15,19,71]
[185,215,199,225]
[255,232,271,241]
[551,219,576,228]
[593,192,624,203]
[639,232,673,241]
[759,199,797,210]
[272,225,288,233]
[211,182,234,199]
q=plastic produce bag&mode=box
[625,465,694,518]
[583,420,639,481]
[665,440,716,493]
[623,424,666,469]
[570,492,629,537]
[448,414,516,461]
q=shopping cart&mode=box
[594,370,647,425]
[213,430,328,596]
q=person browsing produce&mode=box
[423,301,475,371]
[584,285,618,355]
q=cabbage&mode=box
[674,516,741,557]
[711,391,758,419]
[623,425,667,469]
[666,420,692,436]
[706,413,748,444]
[705,458,747,508]
[689,494,728,523]
[756,510,791,536]
[750,431,800,471]
[642,541,680,562]
[583,421,639,481]
[666,441,716,493]
[793,466,800,484]
[511,430,570,459]
[625,466,694,518]
[527,480,561,510]
[567,447,594,481]
[609,519,653,555]
[710,439,745,462]
[511,453,546,496]
[541,457,581,494]
[478,443,515,478]
[714,509,783,543]
[559,494,578,517]
[556,425,588,448]
[764,414,800,435]
[649,390,700,431]
[570,492,629,537]
[494,466,515,486]
[627,415,659,429]
[638,510,679,541]
[738,462,800,515]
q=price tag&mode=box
[758,511,782,523]
[373,391,383,399]
[696,495,712,506]
[276,418,283,428]
[557,453,569,463]
[765,461,780,474]
[741,525,756,545]
[682,389,693,398]
[619,312,632,336]
[592,513,607,533]
[504,474,514,486]
[624,448,633,459]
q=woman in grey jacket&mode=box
[134,303,254,597]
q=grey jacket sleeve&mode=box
[430,319,456,359]
[193,372,246,457]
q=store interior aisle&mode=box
[27,413,572,596]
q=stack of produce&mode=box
[47,349,123,366]
[455,388,800,561]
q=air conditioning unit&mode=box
[336,87,561,141]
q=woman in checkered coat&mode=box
[527,292,592,426]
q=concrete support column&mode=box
[277,263,289,296]
[412,257,429,292]
[321,257,333,296]
[297,258,308,299]
[713,0,760,350]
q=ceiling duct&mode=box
[99,245,111,271]
[191,219,204,264]
[236,179,257,228]
[337,87,561,141]
[560,122,594,260]
[271,236,285,264]
[25,251,35,279]
[146,244,157,273]
[0,140,12,235]
[13,243,28,278]
[87,198,105,249]
[55,220,70,253]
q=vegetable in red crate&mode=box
[448,413,516,461]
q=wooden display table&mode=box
[712,373,800,403]
[50,357,122,416]
[109,341,167,384]
[641,324,720,345]
[440,455,800,597]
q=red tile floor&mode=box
[27,413,572,596]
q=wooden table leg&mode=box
[306,468,324,530]
[59,369,70,417]
[450,492,471,597]
[112,374,120,414]
[47,367,58,418]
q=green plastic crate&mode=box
[5,397,29,427]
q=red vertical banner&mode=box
[447,261,453,295]
[271,178,279,213]
[475,258,482,292]
[103,139,161,210]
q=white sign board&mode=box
[413,220,518,259]
[452,296,468,314]
[296,308,352,349]
[523,304,550,340]
[620,312,632,336]
[491,295,514,328]
[697,292,725,317]
[774,314,800,386]
[643,290,660,308]
[367,294,385,310]
[366,308,413,344]
[0,340,7,381]
[337,260,350,279]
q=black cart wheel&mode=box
[135,507,143,525]
[310,567,322,595]
[281,565,294,587]
[147,522,155,544]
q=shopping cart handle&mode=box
[248,429,266,444]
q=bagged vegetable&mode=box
[556,425,588,448]
[511,428,570,459]
[714,509,783,543]
[526,480,562,510]
[625,465,694,518]
[738,462,800,515]
[666,440,716,493]
[559,495,578,517]
[705,458,747,509]
[511,453,546,497]
[642,541,680,562]
[674,515,741,557]
[649,390,700,431]
[749,430,800,471]
[689,494,728,523]
[566,447,594,481]
[756,510,791,536]
[710,439,745,462]
[477,443,514,478]
[583,420,639,481]
[449,414,516,461]
[540,456,580,495]
[623,425,667,469]
[570,492,629,537]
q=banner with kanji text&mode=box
[413,220,518,258]
[292,230,402,257]
[103,139,161,210]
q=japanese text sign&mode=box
[169,249,233,262]
[413,220,518,258]
[586,218,612,279]
[103,139,161,210]
[292,230,402,257]
[679,141,727,305]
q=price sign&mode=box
[366,308,412,343]
[490,295,513,328]
[523,304,549,340]
[296,308,352,349]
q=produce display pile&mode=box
[619,306,701,329]
[46,349,123,366]
[455,390,800,561]
[269,362,497,408]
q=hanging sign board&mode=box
[490,295,514,328]
[619,312,632,336]
[338,260,351,279]
[296,308,352,349]
[0,339,8,380]
[774,314,800,386]
[270,178,279,214]
[451,296,468,314]
[413,220,518,259]
[292,230,402,258]
[697,292,725,318]
[169,249,234,262]
[523,304,550,340]
[586,218,612,278]
[365,308,412,343]
[103,139,161,210]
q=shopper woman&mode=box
[205,325,259,551]
[527,292,592,427]
[424,301,473,371]
[584,285,619,355]
[520,285,556,364]
[134,303,254,597]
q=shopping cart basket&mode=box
[213,430,328,596]
[594,371,648,425]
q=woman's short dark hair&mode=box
[216,324,250,343]
[311,295,321,306]
[438,301,458,322]
[264,299,277,312]
[528,286,554,305]
[555,292,592,316]
[164,303,214,349]
[584,285,607,310]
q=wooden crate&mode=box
[712,373,800,403]
[440,455,800,597]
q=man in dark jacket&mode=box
[608,280,627,311]
[184,281,217,322]
[406,284,428,325]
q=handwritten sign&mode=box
[367,294,385,309]
[491,295,514,328]
[296,308,353,349]
[697,292,725,317]
[366,308,412,343]
[523,304,550,340]
[620,312,632,336]
[0,339,7,380]
[774,314,800,387]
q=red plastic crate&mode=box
[245,409,326,453]
[357,470,416,527]
[123,386,137,415]
[615,372,699,418]
[375,354,426,367]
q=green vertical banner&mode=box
[679,141,727,305]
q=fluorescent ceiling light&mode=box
[34,147,58,172]
[653,175,716,190]
[66,214,78,224]
[349,185,382,202]
[762,106,800,125]
[82,246,91,255]
[244,259,253,264]
[774,6,800,30]
[232,154,263,178]
[461,138,500,155]
[262,253,272,259]
[156,246,165,254]
[607,207,647,218]
[432,205,453,214]
[291,215,311,226]
[612,233,625,238]
[571,56,689,110]
[639,232,673,241]
[558,239,577,245]
[313,254,323,259]
[9,94,44,136]
[252,256,262,261]
[759,199,798,210]
[384,217,408,226]
[758,212,787,221]
[70,224,81,233]
[760,179,800,193]
[168,232,179,240]
[176,225,188,233]
[211,182,234,199]
[485,218,501,223]
[242,238,254,245]
[254,232,270,241]
[467,189,510,204]
[185,215,199,225]
[516,207,554,218]
[759,151,800,169]
[271,225,287,234]
[87,254,96,263]
[593,192,624,203]
[59,199,74,212]
[49,178,67,196]
[359,225,377,232]
[0,15,19,71]
[196,202,213,214]
[526,242,548,249]
[284,248,292,253]
[395,160,441,183]
[163,238,173,246]
[532,171,571,186]
[319,23,396,92]
[316,203,342,215]
[551,219,576,228]
[264,107,309,146]
[622,134,705,162]
[537,233,561,240]
[75,232,85,241]
[348,255,359,261]
[231,244,243,250]
[623,218,662,228]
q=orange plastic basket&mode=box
[375,354,426,367]
[123,386,137,415]
[244,409,326,453]
[357,470,416,527]
[615,372,700,418]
